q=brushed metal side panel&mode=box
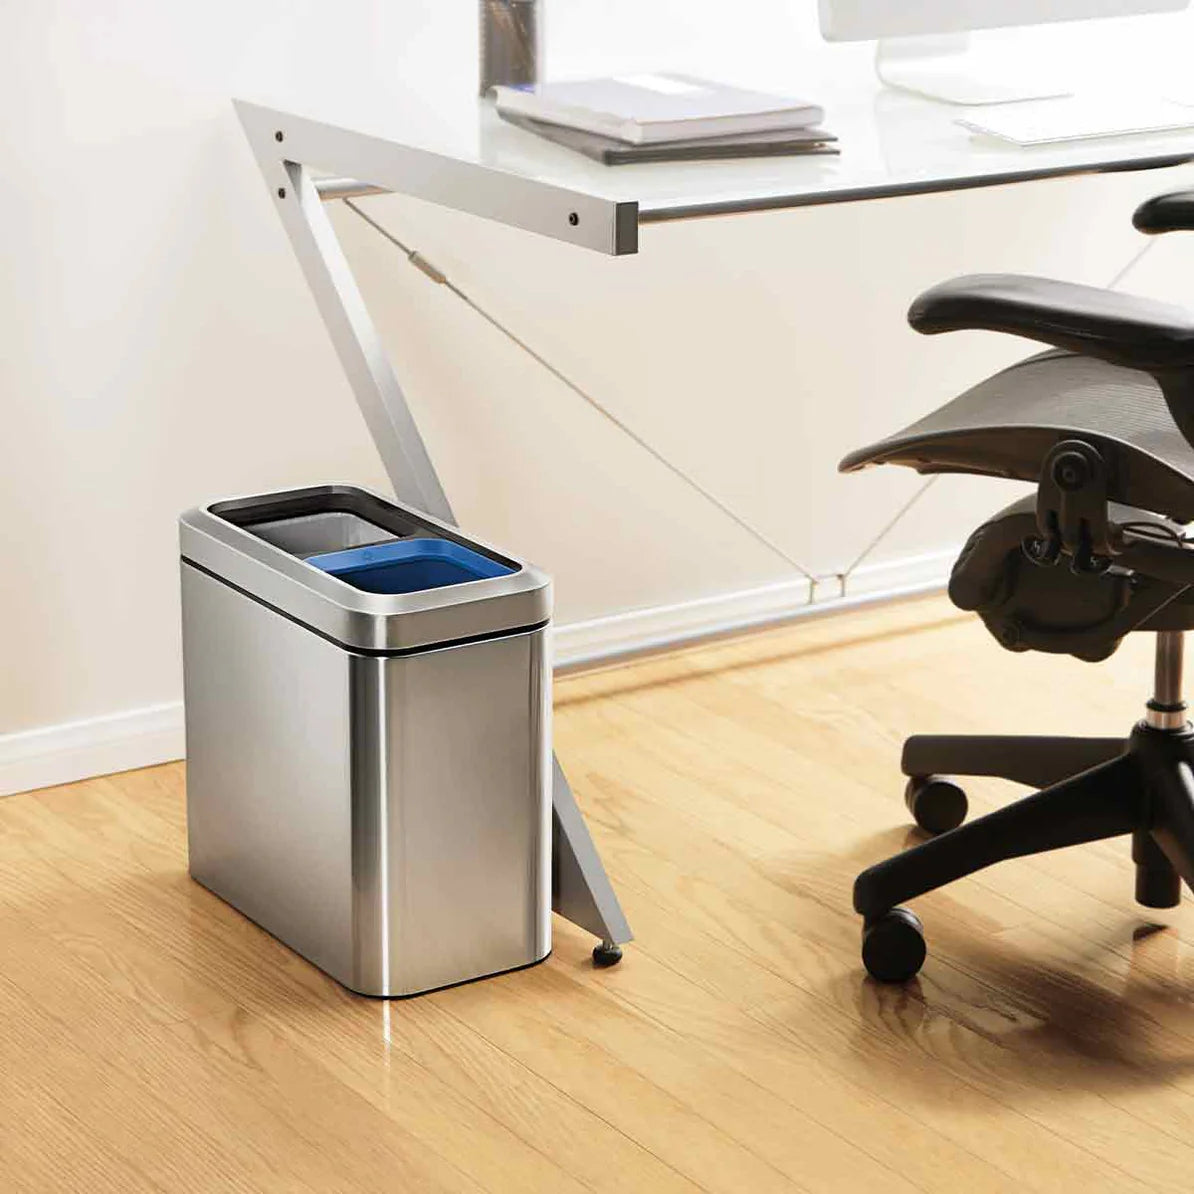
[181,563,358,985]
[350,628,552,996]
[236,100,635,257]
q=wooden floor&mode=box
[7,595,1194,1192]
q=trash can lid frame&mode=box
[179,484,552,655]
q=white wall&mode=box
[3,0,1194,793]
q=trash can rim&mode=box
[178,484,552,654]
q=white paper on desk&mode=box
[957,96,1194,146]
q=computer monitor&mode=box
[820,0,1189,105]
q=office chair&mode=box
[844,187,1194,983]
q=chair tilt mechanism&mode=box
[844,187,1194,983]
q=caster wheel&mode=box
[861,907,926,983]
[592,941,623,968]
[904,775,967,835]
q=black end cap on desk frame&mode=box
[614,202,639,255]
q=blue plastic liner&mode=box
[306,537,515,594]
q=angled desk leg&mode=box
[552,758,631,963]
[242,147,632,958]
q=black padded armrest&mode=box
[1134,190,1194,235]
[908,274,1194,374]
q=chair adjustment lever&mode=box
[1023,440,1115,575]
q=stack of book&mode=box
[491,73,837,165]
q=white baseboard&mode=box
[0,548,954,799]
[552,547,955,671]
[0,702,185,799]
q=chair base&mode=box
[855,721,1194,982]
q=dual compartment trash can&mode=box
[179,484,553,997]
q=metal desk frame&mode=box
[236,92,1194,955]
[237,101,635,953]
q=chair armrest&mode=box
[908,274,1194,374]
[1134,190,1194,235]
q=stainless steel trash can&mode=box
[179,484,552,997]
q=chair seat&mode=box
[840,350,1194,522]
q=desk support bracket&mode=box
[237,100,633,954]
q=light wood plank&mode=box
[4,595,1194,1192]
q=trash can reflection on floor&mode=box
[179,484,552,997]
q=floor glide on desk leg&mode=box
[592,939,624,968]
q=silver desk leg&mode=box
[553,758,632,950]
[238,106,632,956]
